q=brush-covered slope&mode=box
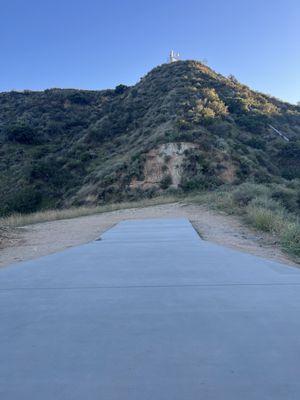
[0,60,299,215]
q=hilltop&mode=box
[0,60,300,215]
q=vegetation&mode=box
[1,181,299,260]
[0,195,178,228]
[1,61,300,217]
[0,61,299,258]
[191,182,300,259]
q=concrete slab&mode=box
[1,218,300,399]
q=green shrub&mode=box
[271,187,299,213]
[67,92,90,105]
[30,159,74,189]
[192,182,300,259]
[204,190,236,213]
[231,183,270,206]
[180,174,211,191]
[7,188,42,214]
[246,205,285,233]
[232,190,253,206]
[6,124,40,145]
[160,174,172,189]
[281,166,300,180]
[246,137,266,150]
[280,223,300,257]
[1,60,300,217]
[249,196,283,213]
[114,84,128,95]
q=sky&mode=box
[1,0,299,104]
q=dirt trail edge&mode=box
[0,203,296,267]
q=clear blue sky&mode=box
[1,0,299,103]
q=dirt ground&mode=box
[0,202,297,268]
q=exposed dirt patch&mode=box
[0,203,297,268]
[130,142,197,189]
[219,161,236,183]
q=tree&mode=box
[228,74,238,83]
[115,84,128,95]
[6,124,40,145]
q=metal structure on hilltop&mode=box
[169,50,180,63]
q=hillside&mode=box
[0,60,300,216]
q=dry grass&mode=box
[189,185,300,261]
[245,206,286,233]
[1,185,299,262]
[280,223,300,257]
[0,196,178,228]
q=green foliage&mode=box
[67,92,91,105]
[271,186,300,213]
[160,174,172,189]
[5,124,41,145]
[281,223,300,257]
[2,188,42,215]
[246,207,274,232]
[236,114,268,133]
[180,174,208,191]
[277,140,300,180]
[30,159,74,188]
[278,140,300,161]
[246,206,285,233]
[195,182,300,258]
[0,60,299,215]
[114,84,129,95]
[245,137,266,150]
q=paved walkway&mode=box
[1,218,300,399]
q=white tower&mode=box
[169,50,180,63]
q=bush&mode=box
[203,190,236,213]
[231,183,270,206]
[160,174,172,189]
[114,84,128,95]
[246,137,266,150]
[281,166,300,180]
[7,188,42,214]
[67,92,90,105]
[271,187,299,213]
[180,174,208,191]
[249,196,283,213]
[246,205,285,233]
[30,159,74,189]
[193,182,300,259]
[281,223,300,257]
[6,124,40,145]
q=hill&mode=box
[0,60,300,215]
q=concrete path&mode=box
[1,218,300,399]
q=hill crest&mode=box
[0,60,299,215]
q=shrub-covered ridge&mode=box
[0,60,300,215]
